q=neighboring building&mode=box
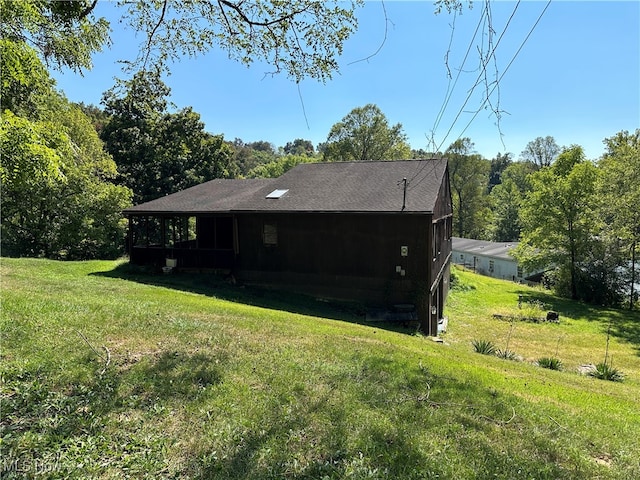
[452,237,541,283]
[124,159,453,335]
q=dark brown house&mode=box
[124,159,453,335]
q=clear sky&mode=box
[51,0,640,160]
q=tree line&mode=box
[445,134,639,310]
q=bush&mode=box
[588,362,624,382]
[472,339,496,355]
[537,357,563,371]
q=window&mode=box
[517,265,523,278]
[263,223,278,246]
[489,260,495,272]
[266,189,288,199]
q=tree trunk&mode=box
[631,240,637,310]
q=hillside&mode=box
[1,258,639,479]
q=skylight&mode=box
[266,189,289,199]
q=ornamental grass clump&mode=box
[472,339,496,355]
[537,356,563,371]
[589,362,624,382]
[496,349,519,361]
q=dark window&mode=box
[263,223,278,246]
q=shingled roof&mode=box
[452,237,518,261]
[125,159,447,215]
[124,179,272,215]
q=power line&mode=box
[429,6,487,154]
[409,0,551,194]
[454,0,552,142]
[433,0,522,154]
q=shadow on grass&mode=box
[91,262,418,336]
[189,356,580,480]
[0,348,227,476]
[517,289,640,355]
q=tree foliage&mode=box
[283,138,315,156]
[323,104,411,162]
[1,99,131,259]
[1,11,131,259]
[445,138,491,239]
[247,154,319,179]
[489,162,535,242]
[100,71,236,204]
[598,129,640,309]
[488,152,512,191]
[0,0,109,72]
[120,0,363,82]
[520,136,560,169]
[516,146,601,301]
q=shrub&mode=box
[472,339,496,355]
[588,362,624,382]
[537,357,563,371]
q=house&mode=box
[452,237,541,283]
[124,159,453,335]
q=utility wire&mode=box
[454,0,552,142]
[427,6,485,157]
[434,0,521,155]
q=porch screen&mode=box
[197,217,233,249]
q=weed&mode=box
[472,339,496,355]
[537,357,563,371]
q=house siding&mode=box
[235,212,432,305]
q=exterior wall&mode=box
[452,250,520,281]
[234,212,432,306]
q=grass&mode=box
[1,259,640,479]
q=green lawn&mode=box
[1,258,639,479]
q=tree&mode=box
[247,154,319,178]
[1,98,131,259]
[119,0,363,82]
[598,129,640,309]
[283,138,315,156]
[323,104,411,162]
[516,146,600,301]
[488,161,535,242]
[101,71,236,204]
[488,152,513,191]
[0,0,109,72]
[231,139,278,176]
[520,136,560,169]
[1,20,132,259]
[445,138,491,239]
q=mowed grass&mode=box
[1,258,639,479]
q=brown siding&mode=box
[235,212,432,305]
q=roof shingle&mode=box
[125,159,447,215]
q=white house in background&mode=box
[452,237,542,283]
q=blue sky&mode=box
[52,1,639,160]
